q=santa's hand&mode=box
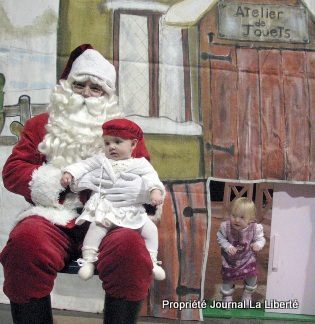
[74,168,114,192]
[103,172,148,207]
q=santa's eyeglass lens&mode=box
[72,82,104,97]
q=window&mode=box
[114,10,192,124]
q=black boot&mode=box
[10,295,53,324]
[104,295,142,324]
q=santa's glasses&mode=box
[72,81,104,97]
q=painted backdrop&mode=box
[1,0,315,320]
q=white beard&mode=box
[38,80,123,168]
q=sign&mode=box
[218,2,309,44]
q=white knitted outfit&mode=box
[64,154,164,229]
[63,154,166,280]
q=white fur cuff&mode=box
[30,164,64,207]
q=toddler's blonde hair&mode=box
[230,197,256,222]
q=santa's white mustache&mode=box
[51,92,106,117]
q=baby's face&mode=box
[103,135,136,160]
[230,212,250,230]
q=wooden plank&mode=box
[179,182,207,288]
[255,182,273,222]
[259,49,286,179]
[210,45,238,179]
[306,51,315,181]
[200,61,212,178]
[236,48,261,180]
[171,182,208,320]
[145,184,179,319]
[199,16,213,178]
[113,10,120,95]
[182,29,192,121]
[148,13,160,117]
[172,183,197,320]
[282,50,310,181]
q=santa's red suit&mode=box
[0,45,153,323]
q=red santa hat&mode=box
[102,118,151,161]
[60,44,116,95]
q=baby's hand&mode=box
[251,242,261,252]
[227,245,237,256]
[150,189,163,206]
[61,172,73,188]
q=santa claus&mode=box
[1,44,153,323]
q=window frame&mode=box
[113,9,192,121]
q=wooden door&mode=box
[200,44,315,182]
[140,180,209,321]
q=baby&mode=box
[61,118,166,281]
[217,197,265,307]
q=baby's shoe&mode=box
[241,284,257,308]
[149,250,166,281]
[77,262,96,280]
[77,247,98,281]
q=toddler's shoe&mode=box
[220,286,234,309]
[241,284,257,308]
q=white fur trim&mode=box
[16,206,79,226]
[62,192,84,210]
[30,164,64,207]
[149,204,163,222]
[28,164,84,225]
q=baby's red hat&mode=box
[102,118,143,140]
[102,118,150,161]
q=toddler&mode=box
[61,118,166,281]
[217,197,265,307]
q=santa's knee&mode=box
[1,216,66,273]
[98,228,152,301]
[3,220,43,264]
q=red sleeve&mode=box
[2,113,48,202]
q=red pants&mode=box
[0,216,152,303]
